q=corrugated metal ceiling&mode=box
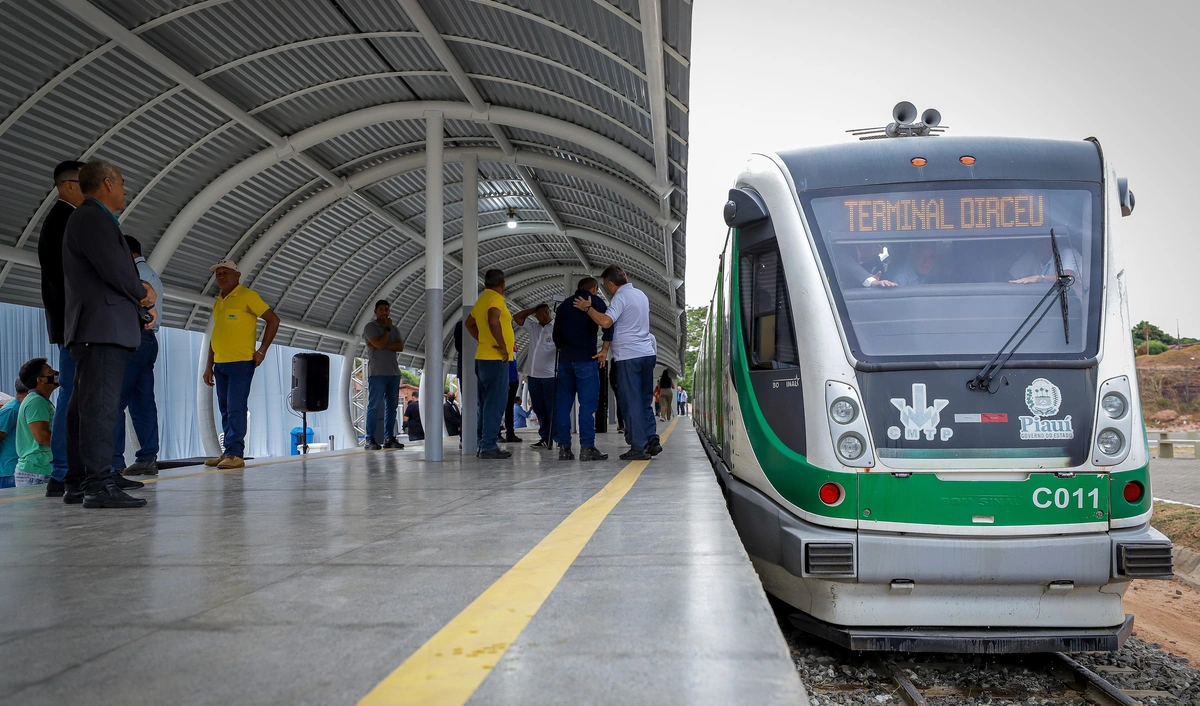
[0,0,690,366]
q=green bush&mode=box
[1136,340,1169,356]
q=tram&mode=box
[693,105,1175,652]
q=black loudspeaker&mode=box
[291,353,329,412]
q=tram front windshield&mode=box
[802,182,1102,364]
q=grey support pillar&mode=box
[197,319,221,457]
[337,341,355,449]
[563,272,574,298]
[424,110,445,462]
[460,153,480,456]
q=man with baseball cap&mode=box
[202,259,280,469]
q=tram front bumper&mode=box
[787,611,1135,654]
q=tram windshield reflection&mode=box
[802,182,1103,363]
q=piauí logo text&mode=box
[1019,377,1074,440]
[889,383,952,441]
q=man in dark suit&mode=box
[62,160,157,508]
[36,160,85,498]
[443,391,462,437]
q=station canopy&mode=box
[0,0,690,372]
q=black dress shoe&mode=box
[83,483,147,509]
[383,438,405,449]
[579,447,609,462]
[365,441,382,451]
[504,435,523,443]
[123,460,159,476]
[111,473,145,490]
[63,487,84,505]
[45,478,65,498]
[619,448,652,461]
[558,445,575,460]
[478,448,513,460]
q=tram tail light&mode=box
[819,482,844,506]
[1123,480,1144,504]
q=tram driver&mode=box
[1008,236,1082,285]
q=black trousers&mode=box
[504,381,518,437]
[66,343,129,491]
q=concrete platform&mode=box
[0,419,808,706]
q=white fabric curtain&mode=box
[0,303,347,460]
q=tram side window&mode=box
[740,243,799,370]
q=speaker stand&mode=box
[300,411,309,455]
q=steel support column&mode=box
[197,320,221,457]
[460,153,480,456]
[424,111,445,462]
[337,342,355,449]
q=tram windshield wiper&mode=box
[968,229,1074,393]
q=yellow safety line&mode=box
[356,417,680,706]
[0,444,405,504]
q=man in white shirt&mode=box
[514,303,557,450]
[576,265,659,461]
[1009,236,1082,284]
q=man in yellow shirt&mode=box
[464,269,514,459]
[202,259,280,469]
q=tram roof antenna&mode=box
[847,102,948,140]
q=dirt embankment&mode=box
[1126,579,1200,664]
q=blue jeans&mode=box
[616,355,658,451]
[366,375,400,443]
[111,331,160,469]
[50,344,75,482]
[0,475,13,489]
[214,360,255,458]
[475,360,508,452]
[527,376,556,444]
[554,361,599,449]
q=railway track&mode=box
[871,652,1154,705]
[780,607,1190,705]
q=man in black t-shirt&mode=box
[404,389,424,441]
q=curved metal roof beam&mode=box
[237,146,660,285]
[349,220,673,335]
[148,101,659,273]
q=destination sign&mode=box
[844,195,1043,232]
[808,188,1093,238]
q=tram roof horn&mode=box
[846,102,949,140]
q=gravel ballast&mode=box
[777,603,1200,705]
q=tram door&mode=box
[736,227,806,456]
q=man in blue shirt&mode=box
[112,235,162,476]
[554,277,613,461]
[576,265,659,461]
[0,381,29,489]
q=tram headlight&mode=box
[837,433,865,460]
[1097,429,1124,456]
[1101,392,1127,419]
[829,397,858,425]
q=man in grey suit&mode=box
[62,160,157,508]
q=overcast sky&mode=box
[685,0,1200,339]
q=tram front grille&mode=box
[1117,543,1174,579]
[805,543,855,576]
